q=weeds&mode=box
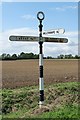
[2,82,80,119]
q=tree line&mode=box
[0,52,39,60]
[0,52,80,60]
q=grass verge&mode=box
[1,82,80,119]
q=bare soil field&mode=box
[2,59,78,88]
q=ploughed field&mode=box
[2,59,78,88]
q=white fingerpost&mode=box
[37,11,45,108]
[43,28,65,35]
[9,11,68,109]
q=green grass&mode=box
[35,104,79,119]
[1,82,80,119]
[0,115,2,120]
[2,107,28,118]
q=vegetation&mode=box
[0,52,80,60]
[0,52,39,60]
[2,82,79,119]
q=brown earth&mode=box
[1,59,78,89]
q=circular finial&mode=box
[37,11,45,20]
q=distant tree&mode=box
[27,53,34,59]
[5,54,11,60]
[68,54,73,59]
[0,55,2,60]
[2,53,6,60]
[43,57,47,59]
[11,54,17,60]
[57,54,75,59]
[64,54,73,59]
[75,55,79,59]
[18,52,38,59]
[47,56,53,59]
[58,54,64,59]
[18,52,25,59]
[33,54,39,59]
[79,56,80,59]
[2,52,80,60]
[65,55,68,59]
[2,53,11,60]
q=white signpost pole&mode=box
[37,12,45,108]
[9,11,68,109]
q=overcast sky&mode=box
[0,1,78,57]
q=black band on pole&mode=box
[39,42,43,54]
[40,90,44,101]
[40,66,43,78]
[39,21,43,32]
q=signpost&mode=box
[9,36,68,43]
[9,11,68,108]
[43,28,65,35]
